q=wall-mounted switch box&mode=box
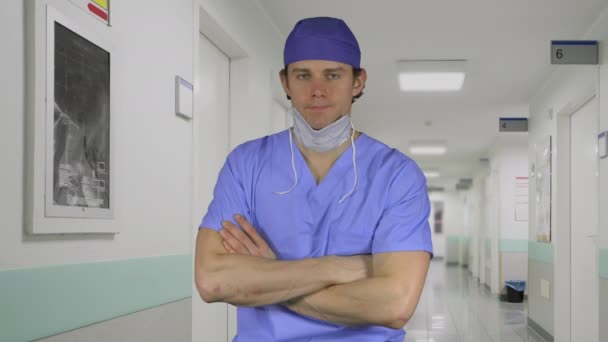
[540,279,550,299]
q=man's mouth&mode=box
[307,105,331,111]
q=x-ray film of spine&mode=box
[53,22,110,210]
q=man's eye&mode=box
[327,73,340,80]
[296,74,310,80]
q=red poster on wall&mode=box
[68,0,110,26]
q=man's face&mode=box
[280,60,366,130]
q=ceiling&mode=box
[257,0,608,189]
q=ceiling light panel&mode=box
[397,60,467,92]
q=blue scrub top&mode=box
[200,130,433,342]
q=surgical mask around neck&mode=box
[274,107,358,203]
[292,107,352,152]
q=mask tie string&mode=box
[274,125,298,196]
[338,122,357,204]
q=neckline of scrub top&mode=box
[290,130,368,192]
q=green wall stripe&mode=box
[499,239,529,253]
[447,235,460,243]
[528,241,554,264]
[447,235,470,243]
[600,249,608,279]
[0,254,192,342]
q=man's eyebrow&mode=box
[324,67,346,73]
[290,67,347,73]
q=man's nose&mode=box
[310,77,327,97]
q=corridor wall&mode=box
[476,137,529,296]
[491,137,529,296]
[0,0,283,341]
[527,5,608,340]
[432,191,465,263]
[191,0,284,341]
[1,0,195,341]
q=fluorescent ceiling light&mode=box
[399,73,465,91]
[409,140,447,156]
[423,170,440,178]
[397,60,467,92]
[409,146,447,155]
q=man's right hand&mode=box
[219,214,372,284]
[219,214,277,260]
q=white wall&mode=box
[529,64,598,342]
[490,136,529,241]
[467,174,484,279]
[0,0,283,339]
[490,136,528,292]
[470,135,528,294]
[1,0,193,269]
[527,5,608,340]
[457,190,473,266]
[491,136,529,291]
[191,1,284,341]
[195,0,286,150]
[597,6,608,262]
[429,191,463,260]
[0,1,196,339]
[599,10,608,339]
[482,164,499,291]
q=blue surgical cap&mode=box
[283,17,361,69]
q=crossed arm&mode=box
[194,215,430,329]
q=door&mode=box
[192,33,231,342]
[570,95,599,342]
[430,200,445,259]
[270,99,289,134]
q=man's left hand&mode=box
[219,214,277,260]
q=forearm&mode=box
[284,277,408,329]
[197,253,338,307]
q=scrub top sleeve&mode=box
[199,151,251,232]
[372,161,433,257]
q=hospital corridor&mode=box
[404,259,542,342]
[2,0,608,341]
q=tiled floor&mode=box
[404,260,546,342]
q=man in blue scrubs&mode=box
[195,17,433,341]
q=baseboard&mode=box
[446,261,459,267]
[528,317,554,342]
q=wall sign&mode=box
[551,40,599,65]
[499,117,528,132]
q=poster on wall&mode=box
[67,0,110,25]
[514,177,529,222]
[44,5,113,220]
[534,136,552,242]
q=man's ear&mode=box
[353,68,367,97]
